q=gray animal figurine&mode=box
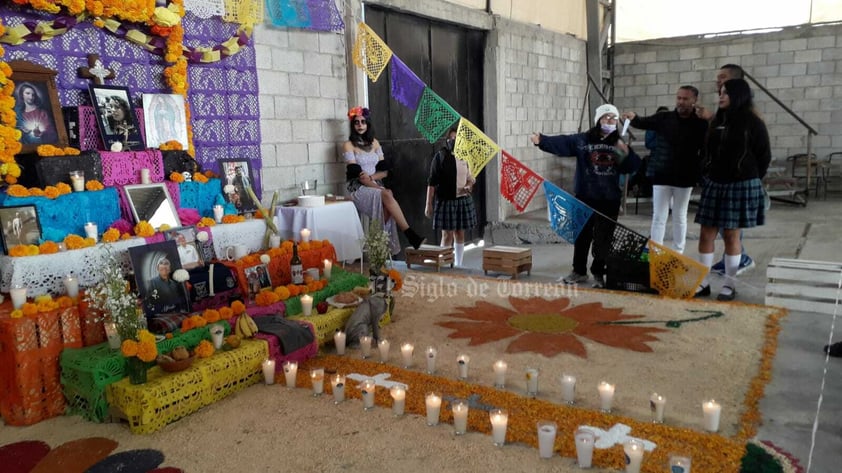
[344,294,389,347]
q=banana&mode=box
[236,313,257,338]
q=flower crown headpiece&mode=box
[348,106,370,121]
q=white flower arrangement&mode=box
[172,269,190,283]
[196,230,209,242]
[84,248,143,341]
[260,254,271,264]
[224,184,235,194]
[362,219,391,274]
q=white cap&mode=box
[594,104,620,125]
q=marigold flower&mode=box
[55,182,72,195]
[134,221,155,237]
[230,300,246,315]
[169,171,185,183]
[6,184,28,197]
[203,309,220,323]
[44,186,60,199]
[121,339,139,357]
[193,172,208,183]
[86,180,104,191]
[195,339,214,358]
[219,306,233,320]
[102,227,121,243]
[198,217,216,227]
[39,241,59,254]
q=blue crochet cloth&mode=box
[1,188,121,242]
[179,178,222,218]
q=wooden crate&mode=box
[766,258,842,314]
[405,245,455,272]
[483,246,532,279]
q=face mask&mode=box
[601,123,617,134]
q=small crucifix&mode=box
[78,54,115,85]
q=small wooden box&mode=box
[405,245,455,272]
[483,246,532,279]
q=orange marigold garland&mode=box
[0,18,23,184]
[86,180,105,191]
[134,221,155,237]
[101,227,121,243]
[195,339,214,358]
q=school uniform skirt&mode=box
[432,195,477,231]
[694,177,766,229]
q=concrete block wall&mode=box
[253,25,350,203]
[614,23,842,171]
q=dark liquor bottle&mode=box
[291,242,304,284]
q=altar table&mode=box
[276,201,364,262]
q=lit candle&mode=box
[10,285,27,309]
[624,439,644,473]
[210,324,225,349]
[561,374,577,405]
[213,205,224,223]
[300,294,313,316]
[525,367,539,397]
[425,392,442,426]
[103,321,121,349]
[492,360,507,388]
[333,330,346,355]
[140,168,151,184]
[574,428,595,468]
[537,420,557,459]
[360,335,372,359]
[310,367,324,396]
[84,222,98,242]
[323,259,332,279]
[331,374,345,404]
[390,384,406,417]
[360,378,376,411]
[425,346,437,374]
[702,399,721,432]
[650,393,666,423]
[456,354,470,380]
[300,228,311,242]
[378,339,390,363]
[63,275,79,299]
[262,359,276,385]
[400,342,414,368]
[283,360,298,389]
[598,381,615,412]
[69,170,85,192]
[489,408,508,446]
[669,454,692,473]
[270,234,281,249]
[452,399,469,435]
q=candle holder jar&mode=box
[360,378,376,411]
[310,368,325,397]
[331,374,345,404]
[669,454,692,473]
[574,429,595,468]
[300,179,318,196]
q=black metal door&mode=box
[364,7,486,251]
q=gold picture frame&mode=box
[9,60,69,154]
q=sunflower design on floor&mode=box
[435,296,667,358]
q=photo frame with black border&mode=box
[0,205,42,254]
[163,226,205,270]
[9,60,69,155]
[88,84,145,151]
[123,183,181,229]
[218,159,258,214]
[128,240,190,317]
[243,263,272,301]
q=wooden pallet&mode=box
[483,246,532,279]
[766,258,842,315]
[405,245,455,272]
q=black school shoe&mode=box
[824,341,842,357]
[694,285,711,298]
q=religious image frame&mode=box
[9,60,69,155]
[142,93,189,149]
[88,84,145,151]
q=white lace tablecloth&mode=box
[276,201,364,262]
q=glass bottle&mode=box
[291,242,304,284]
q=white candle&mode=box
[526,367,539,397]
[210,324,225,349]
[300,295,313,316]
[361,378,376,411]
[650,393,666,423]
[103,321,121,349]
[310,368,325,396]
[378,339,390,363]
[452,399,469,435]
[69,170,85,191]
[300,228,310,242]
[262,359,276,385]
[425,392,442,426]
[84,222,98,242]
[140,168,151,184]
[213,205,224,223]
[283,361,298,389]
[63,275,79,299]
[400,342,414,368]
[331,374,345,404]
[270,234,281,249]
[624,439,644,473]
[561,374,577,404]
[360,335,372,359]
[702,399,721,432]
[493,360,507,388]
[489,408,508,446]
[323,259,332,279]
[425,346,437,374]
[390,384,406,417]
[333,330,346,355]
[598,381,615,412]
[456,354,470,380]
[10,285,27,310]
[574,428,595,468]
[537,420,557,459]
[669,454,692,473]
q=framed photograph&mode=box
[88,84,145,151]
[0,205,42,254]
[219,159,258,214]
[128,240,190,317]
[142,93,189,149]
[9,60,69,154]
[243,263,272,301]
[124,183,182,229]
[164,226,204,270]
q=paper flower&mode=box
[172,269,189,283]
[260,254,270,264]
[196,230,209,242]
[224,184,235,194]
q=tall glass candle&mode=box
[262,359,276,385]
[361,378,376,411]
[84,222,98,242]
[378,339,390,363]
[103,321,121,349]
[702,399,721,432]
[425,346,437,374]
[400,342,414,368]
[650,393,666,423]
[270,234,281,248]
[10,285,27,310]
[283,361,298,389]
[489,408,508,446]
[323,259,332,279]
[360,335,372,359]
[624,439,644,473]
[452,399,469,435]
[526,367,539,397]
[456,354,470,380]
[70,170,85,191]
[425,392,442,426]
[140,168,151,184]
[300,294,313,316]
[574,429,595,467]
[598,381,615,412]
[63,275,79,299]
[333,330,346,355]
[537,420,557,459]
[310,368,325,396]
[390,384,406,417]
[561,374,576,404]
[300,228,311,242]
[669,454,692,473]
[213,205,224,223]
[493,360,507,388]
[331,374,345,404]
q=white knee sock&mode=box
[699,252,714,286]
[723,254,741,292]
[454,243,465,267]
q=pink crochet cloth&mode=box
[229,307,318,366]
[100,149,164,186]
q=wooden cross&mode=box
[78,54,115,85]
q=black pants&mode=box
[572,198,620,277]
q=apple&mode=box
[316,301,329,314]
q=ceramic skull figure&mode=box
[182,171,192,182]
